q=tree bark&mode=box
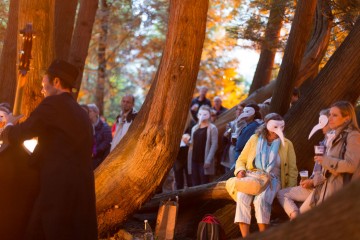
[68,0,99,98]
[270,0,318,116]
[19,0,55,118]
[95,0,109,115]
[0,0,18,105]
[285,16,360,172]
[248,0,287,95]
[54,0,78,60]
[94,0,209,235]
[216,0,333,133]
[294,0,332,88]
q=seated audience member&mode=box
[277,109,330,219]
[283,101,360,217]
[185,105,218,186]
[87,103,112,169]
[226,113,297,237]
[234,104,263,160]
[221,103,247,172]
[111,94,137,152]
[190,86,212,122]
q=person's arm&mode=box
[234,122,258,158]
[320,132,360,174]
[234,134,256,177]
[204,125,218,165]
[286,140,298,187]
[3,98,54,144]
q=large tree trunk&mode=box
[19,0,55,117]
[270,0,318,115]
[248,0,288,94]
[94,0,209,236]
[285,16,360,172]
[95,0,109,115]
[295,0,332,88]
[0,0,18,105]
[69,0,99,97]
[54,0,78,60]
[215,0,333,133]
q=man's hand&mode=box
[204,163,211,169]
[5,113,23,125]
[300,179,314,189]
[236,170,246,178]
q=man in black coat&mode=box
[1,60,98,239]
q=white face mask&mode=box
[266,120,285,146]
[197,109,210,123]
[238,107,255,120]
[308,115,329,139]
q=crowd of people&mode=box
[0,63,359,239]
[172,85,360,238]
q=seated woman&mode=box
[226,113,298,237]
[186,105,218,186]
[277,109,330,219]
[306,101,359,211]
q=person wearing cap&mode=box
[234,103,263,160]
[277,109,331,220]
[226,113,297,237]
[0,59,97,239]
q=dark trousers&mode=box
[191,162,209,186]
[174,146,192,189]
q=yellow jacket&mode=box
[226,134,298,201]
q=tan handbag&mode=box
[235,169,270,195]
[155,198,179,240]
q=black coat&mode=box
[0,144,39,240]
[2,93,97,240]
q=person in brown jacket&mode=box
[306,101,360,210]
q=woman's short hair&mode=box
[87,103,99,115]
[331,101,359,129]
[319,108,330,117]
[256,113,284,138]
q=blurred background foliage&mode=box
[0,0,358,124]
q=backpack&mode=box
[196,214,226,240]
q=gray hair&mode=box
[87,103,99,114]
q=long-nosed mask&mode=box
[266,120,285,146]
[238,107,255,120]
[308,115,329,139]
[197,109,210,123]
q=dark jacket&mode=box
[93,120,112,169]
[1,93,97,240]
[0,144,39,240]
[234,120,262,160]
